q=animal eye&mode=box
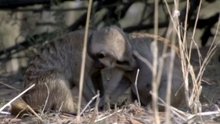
[96,53,105,58]
[146,84,151,88]
[116,60,129,65]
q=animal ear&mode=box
[110,26,133,50]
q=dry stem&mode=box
[77,0,93,123]
[152,0,160,123]
[0,84,35,112]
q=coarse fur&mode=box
[87,26,184,110]
[11,30,105,116]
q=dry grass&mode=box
[0,103,186,124]
[159,0,220,123]
[77,0,93,123]
[1,0,220,123]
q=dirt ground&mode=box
[1,46,220,124]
